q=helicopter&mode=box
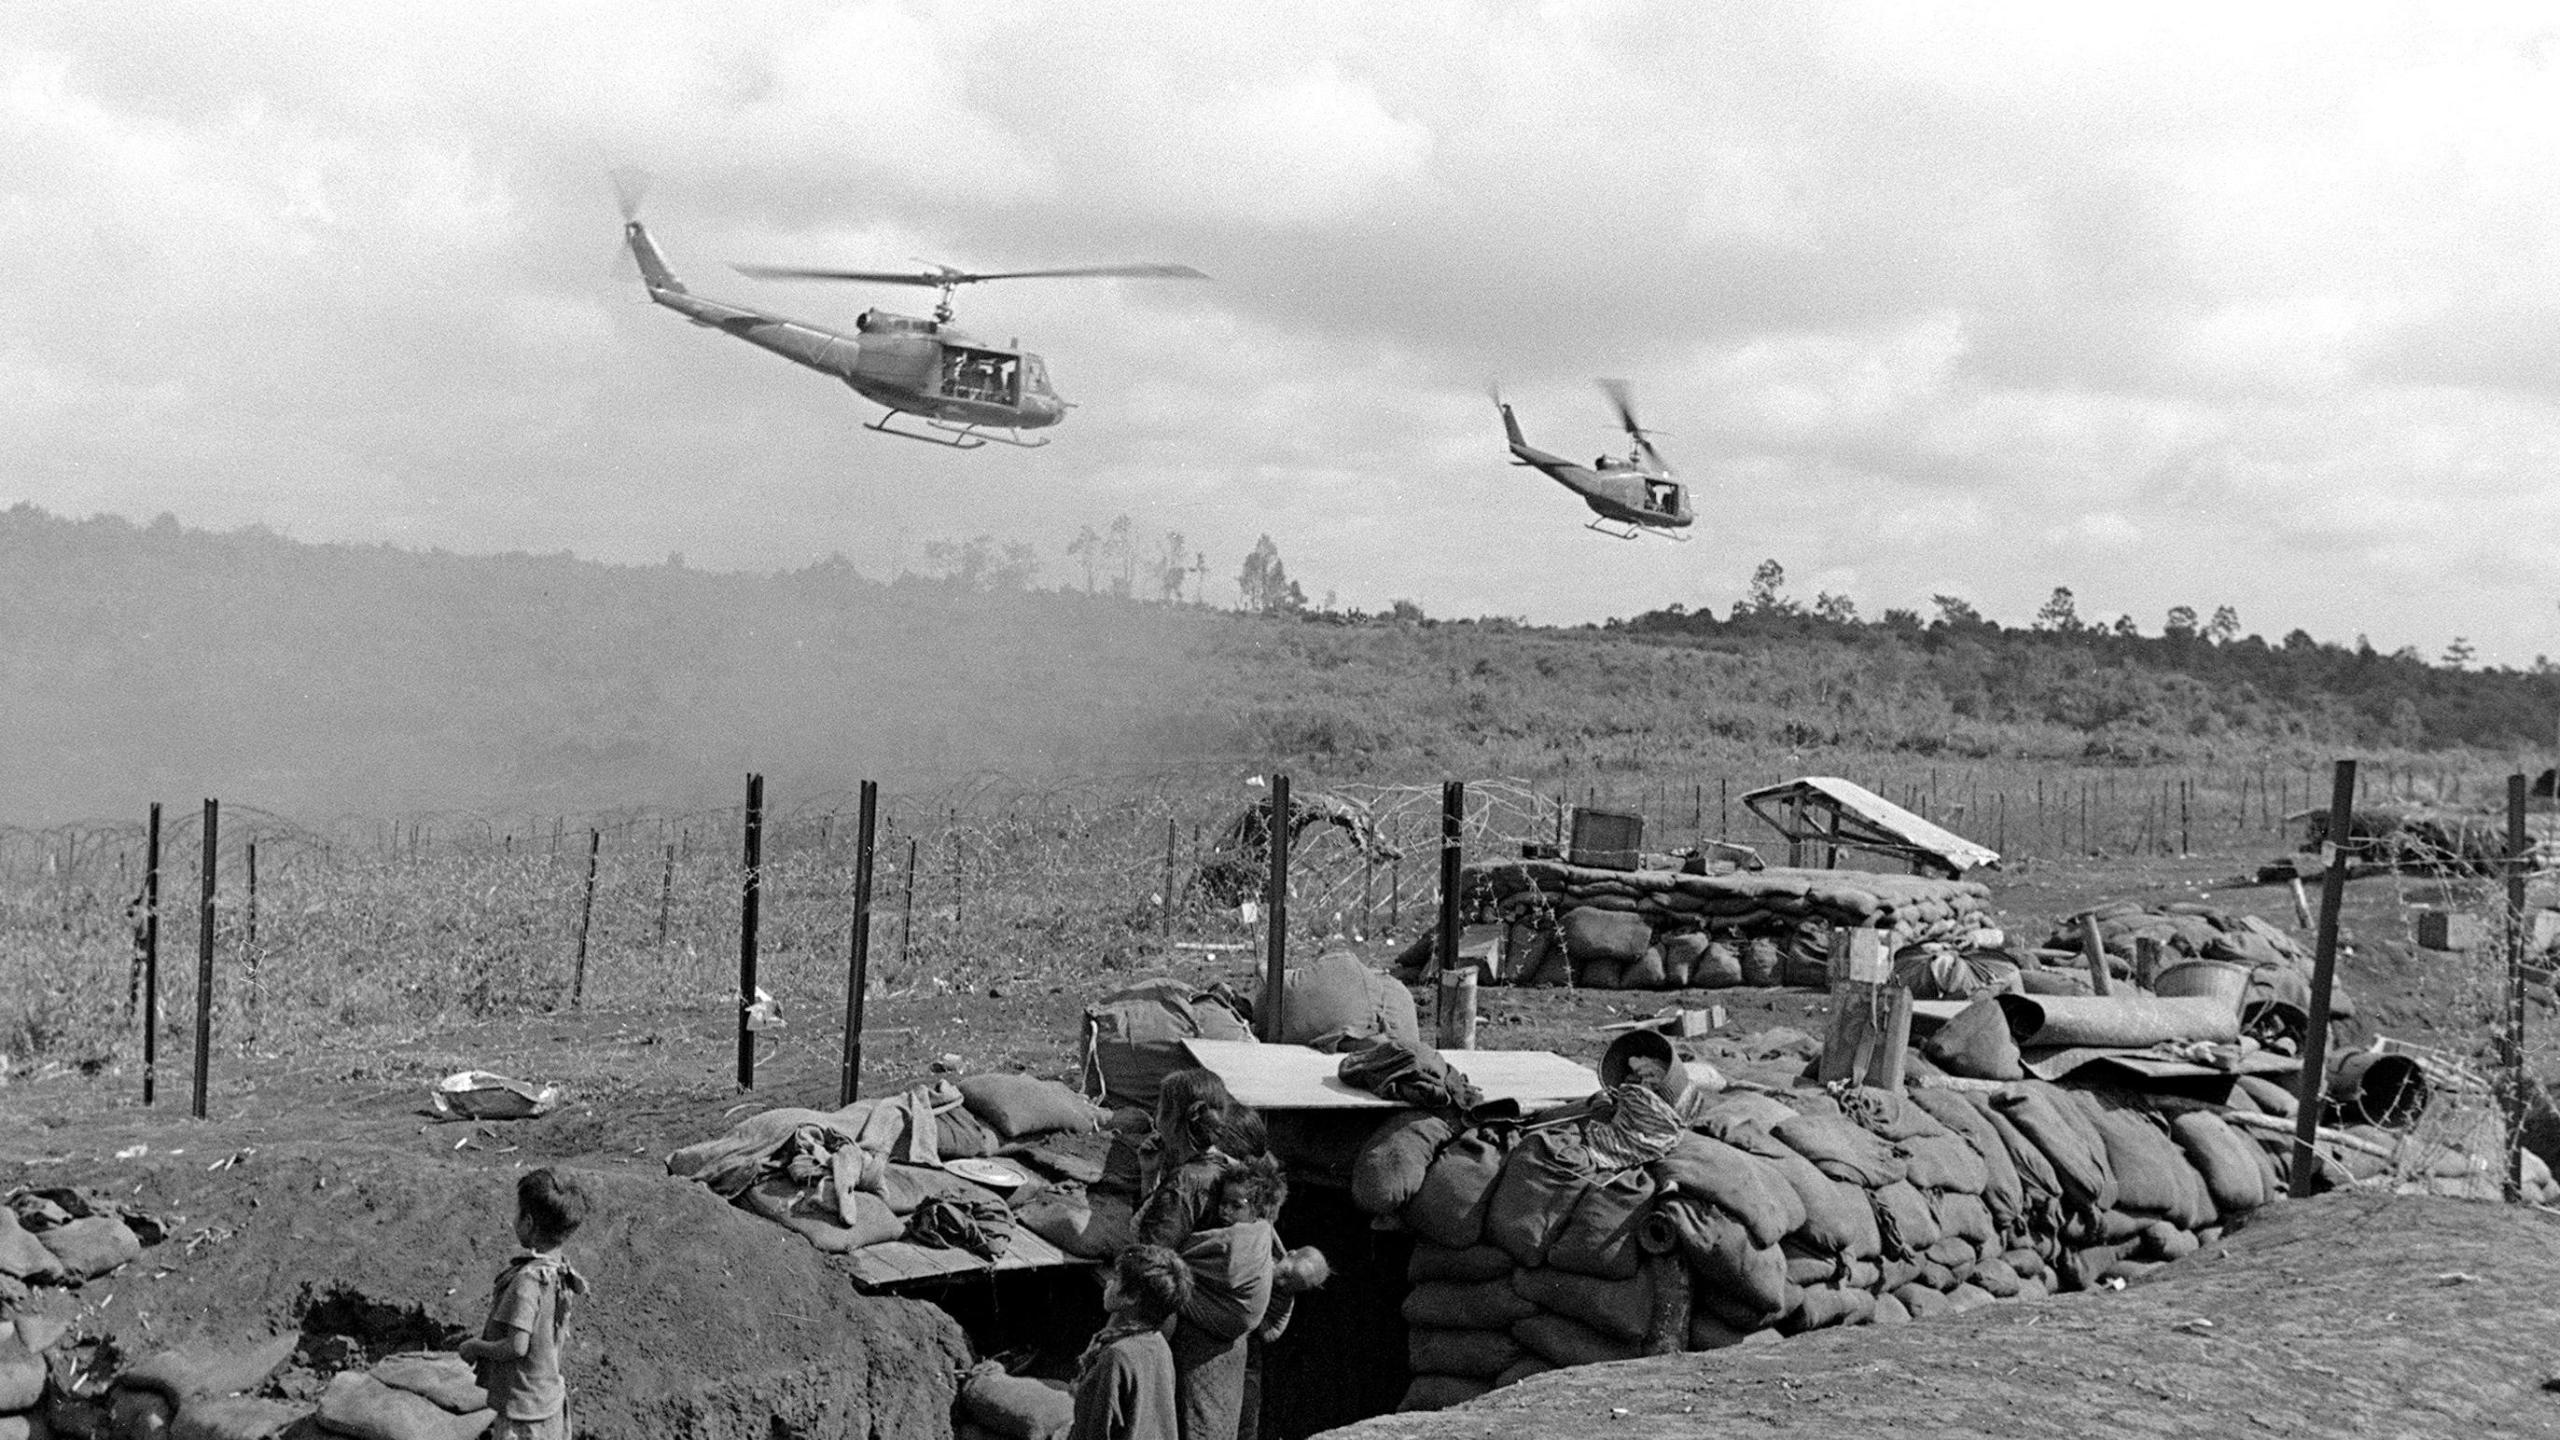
[614,178,1206,449]
[1495,379,1693,539]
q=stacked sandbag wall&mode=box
[1457,862,1992,991]
[2039,901,2339,1029]
[1356,1079,2325,1412]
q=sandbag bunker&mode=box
[1362,1066,2379,1412]
[1401,860,1995,990]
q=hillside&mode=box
[0,504,2547,825]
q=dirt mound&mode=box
[1317,1192,2560,1439]
[13,1142,968,1440]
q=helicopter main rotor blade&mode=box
[731,261,1210,286]
[1597,377,1673,472]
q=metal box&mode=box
[1569,808,1646,871]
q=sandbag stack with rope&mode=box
[1358,1070,2352,1412]
[1407,861,1993,991]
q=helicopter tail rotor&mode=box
[608,168,658,281]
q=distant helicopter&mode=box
[614,176,1206,449]
[1495,380,1693,539]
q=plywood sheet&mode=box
[845,1223,1088,1291]
[1181,1039,1601,1112]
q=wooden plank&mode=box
[1181,1039,1600,1111]
[1819,980,1911,1092]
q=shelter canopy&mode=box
[1742,775,2000,877]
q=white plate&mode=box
[946,1158,1032,1189]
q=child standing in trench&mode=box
[461,1168,593,1440]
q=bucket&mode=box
[2152,959,2250,1008]
[2328,1051,2429,1128]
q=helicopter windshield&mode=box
[941,347,1021,406]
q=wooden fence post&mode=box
[900,836,919,972]
[739,773,764,1090]
[192,798,218,1120]
[1163,815,1178,950]
[2290,759,2358,1194]
[840,781,878,1106]
[572,829,600,1007]
[1434,780,1467,1048]
[2503,773,2529,1202]
[657,844,675,947]
[1260,773,1292,1042]
[141,802,161,1106]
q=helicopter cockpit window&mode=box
[942,350,1022,406]
[1648,481,1676,510]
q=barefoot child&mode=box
[1070,1244,1190,1440]
[460,1169,593,1440]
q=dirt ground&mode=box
[1317,1191,2560,1440]
[2,836,2551,1438]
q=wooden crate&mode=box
[1569,808,1646,871]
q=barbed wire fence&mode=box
[0,757,2549,1079]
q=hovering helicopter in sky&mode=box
[1495,380,1693,539]
[614,176,1207,449]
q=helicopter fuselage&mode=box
[624,221,1066,444]
[1498,403,1692,532]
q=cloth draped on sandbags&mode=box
[664,1070,1107,1261]
[1399,861,1992,992]
[1363,1072,2347,1413]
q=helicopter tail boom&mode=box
[624,222,687,296]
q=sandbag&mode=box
[1971,1090,2064,1212]
[0,1336,40,1413]
[1406,1326,1523,1381]
[2170,1112,2268,1215]
[2081,1099,2192,1219]
[957,1364,1074,1440]
[1868,1181,1941,1259]
[1871,1291,1911,1325]
[1894,1283,1952,1319]
[35,1217,139,1280]
[171,1396,305,1440]
[1660,933,1710,988]
[1968,1256,2023,1298]
[1920,994,2025,1080]
[1685,1309,1755,1349]
[1931,1190,1999,1251]
[1560,908,1654,967]
[1899,1134,1989,1196]
[1510,1313,1644,1369]
[1078,979,1252,1111]
[1544,1168,1653,1281]
[1786,1284,1874,1332]
[1692,939,1745,989]
[2137,1220,2201,1263]
[119,1333,299,1404]
[1647,1200,1788,1324]
[1491,1356,1554,1389]
[1781,1243,1838,1286]
[1407,1242,1514,1284]
[1352,1112,1451,1217]
[1264,950,1420,1051]
[1946,1282,1997,1311]
[1620,948,1670,989]
[368,1355,486,1415]
[1648,1133,1801,1249]
[1407,1134,1509,1252]
[956,1074,1102,1140]
[1991,1084,2116,1213]
[1740,936,1784,987]
[1695,1092,1799,1141]
[2235,1074,2299,1117]
[1771,1113,1906,1188]
[1910,1090,2024,1227]
[1013,1185,1135,1259]
[1484,1129,1592,1268]
[0,1210,64,1285]
[1754,1143,1880,1260]
[1397,1376,1491,1412]
[1511,1266,1655,1345]
[1403,1279,1537,1330]
[312,1371,492,1440]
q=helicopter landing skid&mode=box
[1585,519,1691,542]
[927,416,1050,449]
[867,412,988,449]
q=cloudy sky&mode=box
[8,2,2560,662]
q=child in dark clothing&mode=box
[1070,1244,1190,1440]
[460,1169,593,1440]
